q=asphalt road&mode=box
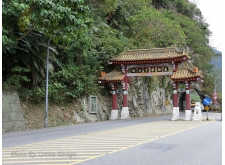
[79,112,222,165]
[2,113,175,148]
[2,112,222,165]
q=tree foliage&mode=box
[2,0,217,104]
[2,0,92,46]
[129,6,186,48]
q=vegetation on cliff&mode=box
[2,0,217,104]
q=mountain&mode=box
[211,54,222,69]
[211,47,222,55]
[211,47,222,69]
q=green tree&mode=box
[2,0,92,48]
[129,6,186,48]
[2,0,92,87]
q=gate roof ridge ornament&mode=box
[119,47,182,54]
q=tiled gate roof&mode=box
[110,47,190,64]
[170,62,203,81]
[98,70,125,83]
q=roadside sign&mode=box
[205,105,210,120]
[214,100,218,104]
[213,92,218,99]
[204,106,210,111]
[203,97,211,106]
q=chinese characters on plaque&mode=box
[127,65,172,77]
[130,66,169,73]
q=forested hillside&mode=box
[2,0,216,104]
[211,48,222,93]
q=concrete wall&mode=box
[2,88,27,133]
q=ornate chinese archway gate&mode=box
[98,47,203,120]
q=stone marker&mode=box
[192,102,202,121]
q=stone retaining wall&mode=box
[2,88,27,133]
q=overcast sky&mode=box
[189,0,223,52]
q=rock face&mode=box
[124,77,173,117]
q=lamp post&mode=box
[44,38,51,128]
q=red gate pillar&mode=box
[173,82,178,107]
[185,81,192,120]
[172,82,179,120]
[120,65,130,119]
[109,84,119,120]
[123,74,128,107]
[112,85,117,110]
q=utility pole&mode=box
[44,38,51,128]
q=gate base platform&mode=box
[120,107,130,119]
